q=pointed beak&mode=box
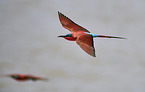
[58,35,65,38]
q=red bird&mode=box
[1,74,48,82]
[58,11,126,57]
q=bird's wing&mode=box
[76,34,96,57]
[58,11,90,33]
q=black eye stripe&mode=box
[12,76,20,79]
[66,34,72,37]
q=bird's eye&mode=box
[66,35,69,37]
[13,76,19,78]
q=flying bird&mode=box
[0,74,48,82]
[58,11,126,57]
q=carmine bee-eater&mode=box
[0,74,48,82]
[58,11,126,57]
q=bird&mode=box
[0,74,48,82]
[57,11,126,57]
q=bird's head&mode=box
[58,34,72,37]
[58,34,76,41]
[10,74,20,79]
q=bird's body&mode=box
[58,11,126,57]
[0,74,47,82]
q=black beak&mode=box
[58,35,65,37]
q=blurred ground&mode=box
[0,0,145,92]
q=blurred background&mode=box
[0,0,145,92]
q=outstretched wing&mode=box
[76,34,96,57]
[58,11,90,33]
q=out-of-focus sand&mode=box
[0,0,145,92]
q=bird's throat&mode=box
[64,37,76,41]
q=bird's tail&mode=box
[97,35,126,39]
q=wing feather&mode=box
[58,11,90,33]
[76,34,96,57]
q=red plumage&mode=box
[58,11,96,57]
